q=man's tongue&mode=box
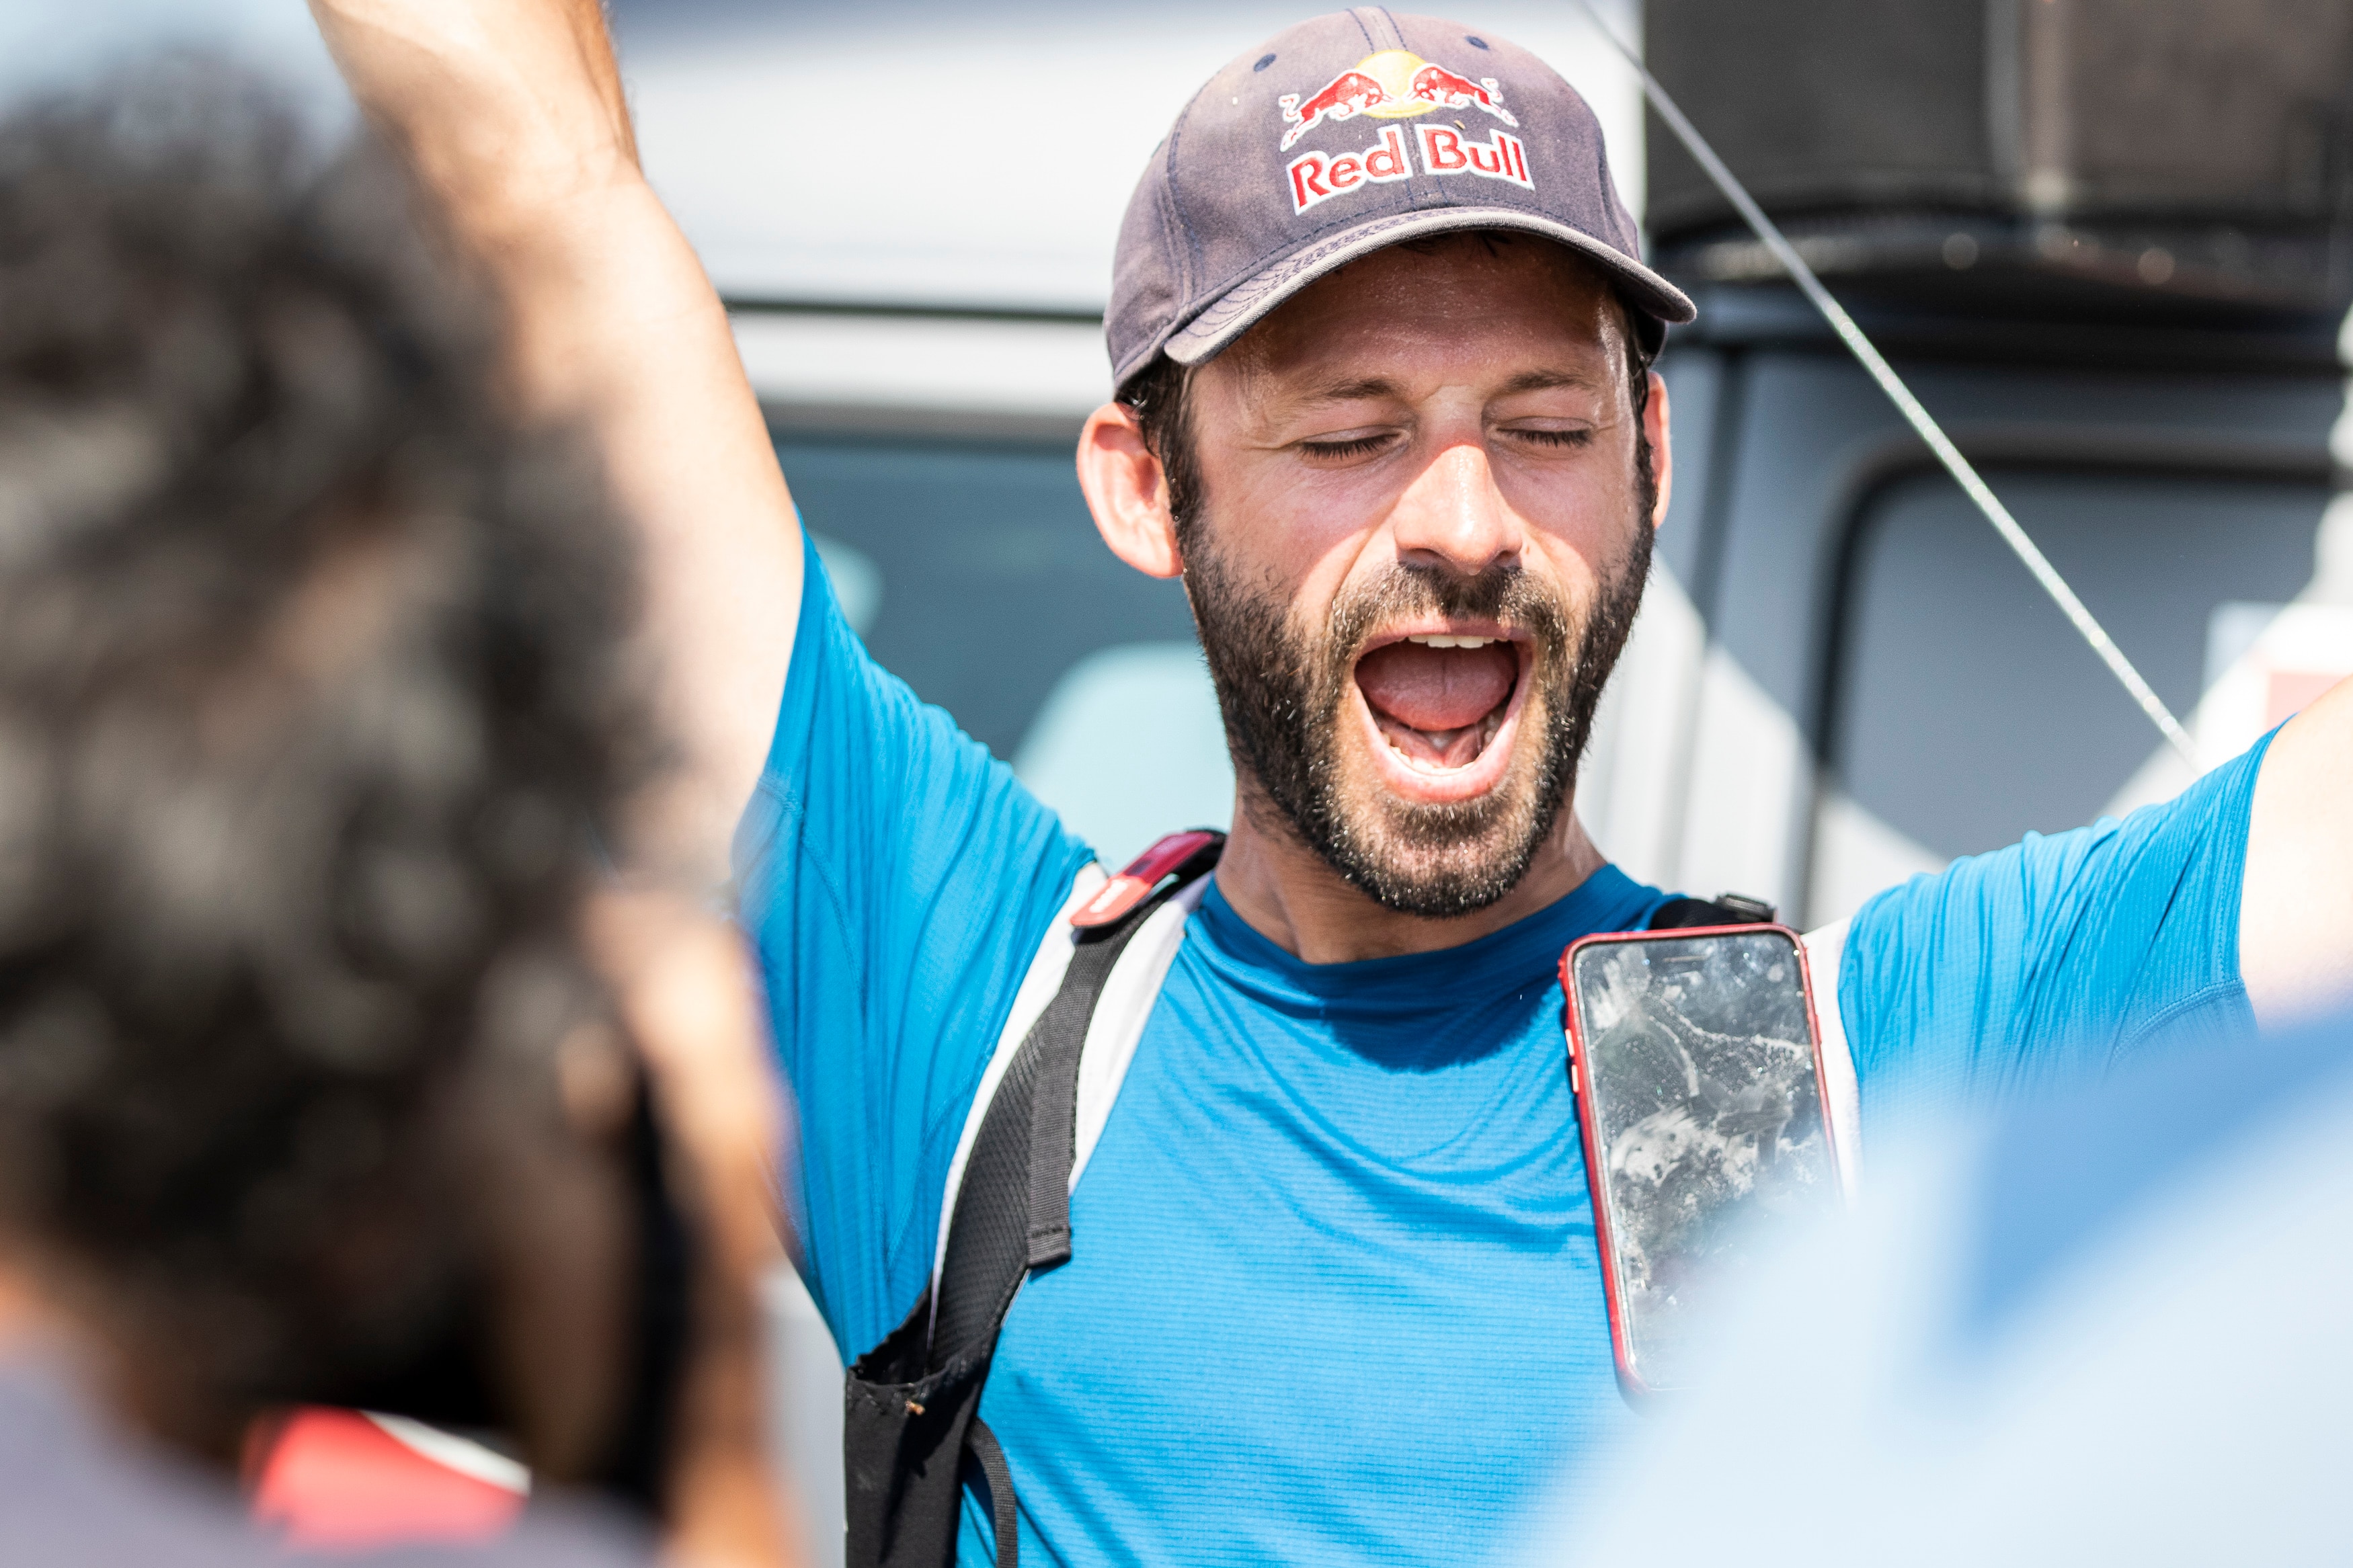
[1353,641,1517,769]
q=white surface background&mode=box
[0,1,1645,315]
[614,0,1646,309]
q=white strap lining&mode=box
[1069,874,1211,1189]
[1802,917,1863,1204]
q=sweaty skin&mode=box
[1078,238,1670,963]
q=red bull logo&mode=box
[1405,63,1517,123]
[1277,48,1519,152]
[1277,69,1391,151]
[1287,125,1416,212]
[1289,123,1531,212]
[1413,123,1531,188]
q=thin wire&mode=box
[1570,0,2198,761]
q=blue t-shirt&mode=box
[733,536,2269,1567]
[1839,746,2264,1132]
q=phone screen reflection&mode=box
[1569,930,1840,1393]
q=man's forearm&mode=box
[309,0,637,234]
[590,893,797,1568]
[312,0,803,888]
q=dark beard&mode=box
[1185,529,1652,918]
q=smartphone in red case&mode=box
[1560,923,1843,1401]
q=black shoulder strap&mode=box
[843,832,1222,1568]
[927,899,1146,1357]
[931,830,1222,1359]
[1648,890,1777,930]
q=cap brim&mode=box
[1160,208,1697,370]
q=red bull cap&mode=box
[1107,7,1696,393]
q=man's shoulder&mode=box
[1835,739,2277,1114]
[1847,735,2274,958]
[733,536,1092,922]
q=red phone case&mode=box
[1556,922,1836,1401]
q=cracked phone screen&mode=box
[1569,930,1838,1393]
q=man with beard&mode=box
[320,2,2353,1565]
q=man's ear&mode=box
[1643,369,1673,531]
[1077,401,1183,579]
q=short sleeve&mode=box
[731,530,1093,1359]
[1840,731,2277,1131]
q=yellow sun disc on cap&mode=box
[1356,50,1440,116]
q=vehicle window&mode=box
[1821,466,2324,891]
[776,433,1230,864]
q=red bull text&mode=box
[1289,124,1531,212]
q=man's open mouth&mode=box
[1349,627,1533,800]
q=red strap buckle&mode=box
[1070,830,1221,930]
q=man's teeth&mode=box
[1403,634,1497,649]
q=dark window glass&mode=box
[1829,468,2322,860]
[774,434,1197,759]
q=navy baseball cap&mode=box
[1107,7,1696,394]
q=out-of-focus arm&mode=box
[309,0,801,888]
[2241,674,2353,1026]
[588,892,797,1568]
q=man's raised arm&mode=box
[2242,674,2353,1026]
[311,0,802,886]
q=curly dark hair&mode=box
[0,65,657,1435]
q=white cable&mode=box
[1570,0,2198,761]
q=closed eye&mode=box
[1299,432,1402,461]
[1503,427,1594,449]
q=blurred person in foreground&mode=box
[1537,1004,2353,1567]
[0,67,793,1567]
[300,0,2353,1563]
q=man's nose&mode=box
[1389,441,1523,577]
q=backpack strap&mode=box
[1646,891,1778,930]
[926,868,1104,1304]
[927,834,1220,1316]
[843,831,1222,1568]
[1070,867,1214,1188]
[930,829,1223,1353]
